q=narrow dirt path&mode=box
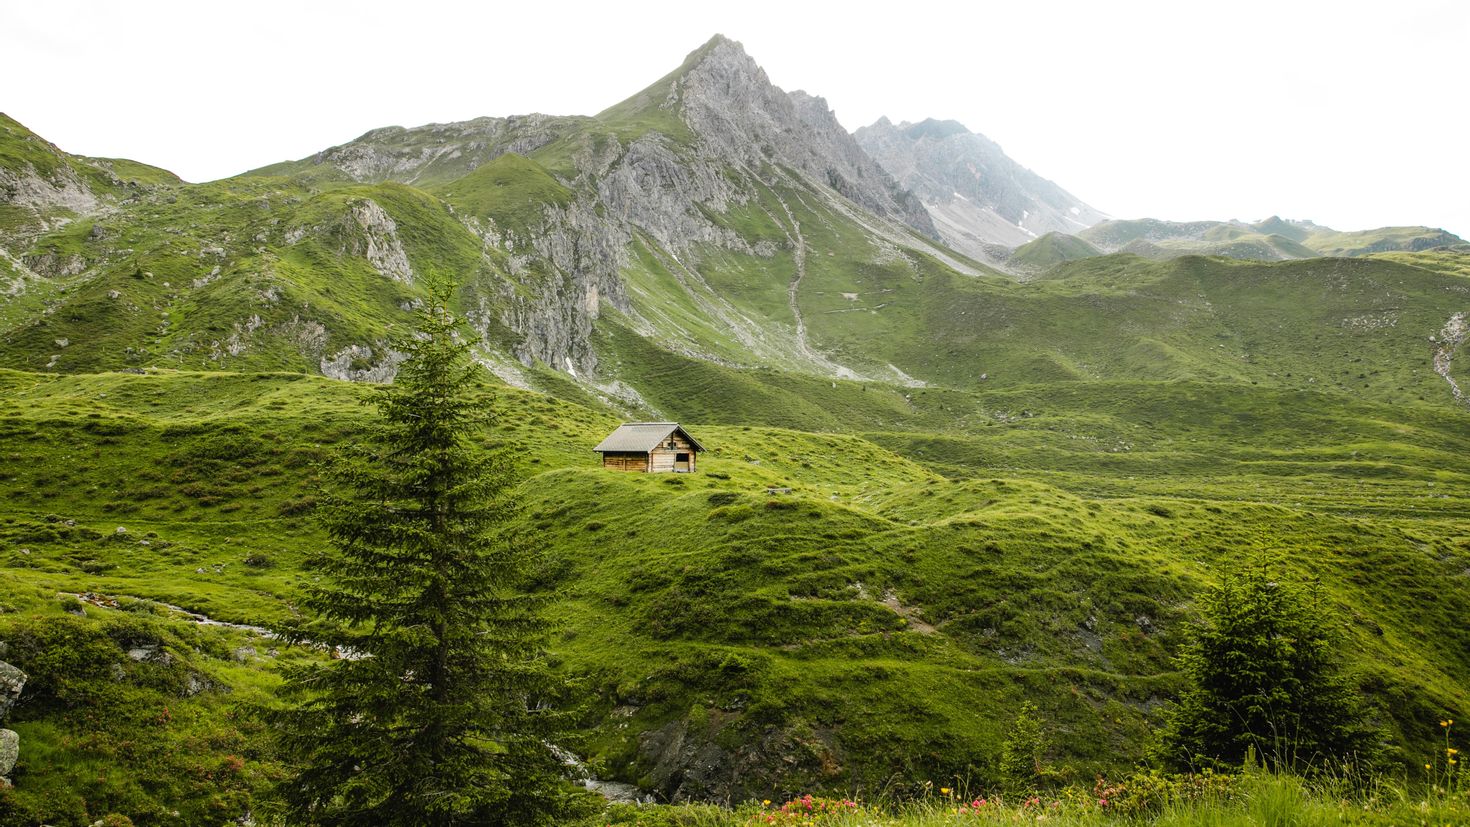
[773,195,814,360]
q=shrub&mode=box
[1157,564,1379,772]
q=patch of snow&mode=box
[953,192,969,201]
[564,356,577,377]
[1070,206,1081,216]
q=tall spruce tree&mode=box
[270,292,574,826]
[1158,564,1378,773]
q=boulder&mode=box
[0,728,17,779]
[0,661,24,719]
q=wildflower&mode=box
[763,800,771,806]
[1449,748,1460,756]
[1427,764,1433,770]
[940,787,951,795]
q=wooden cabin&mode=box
[593,422,704,473]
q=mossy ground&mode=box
[0,361,1465,823]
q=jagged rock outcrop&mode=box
[320,343,408,383]
[855,116,1106,259]
[271,114,582,185]
[210,35,950,382]
[342,199,414,283]
[669,36,937,239]
[0,164,100,216]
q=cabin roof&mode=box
[593,422,704,453]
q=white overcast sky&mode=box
[3,0,1466,235]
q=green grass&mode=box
[432,152,573,238]
[0,367,1465,823]
[1077,218,1462,261]
[574,768,1470,825]
[1011,232,1103,271]
[3,92,1470,825]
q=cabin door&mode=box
[674,452,691,472]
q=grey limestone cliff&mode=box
[855,117,1107,260]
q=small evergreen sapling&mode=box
[999,701,1047,795]
[1158,564,1378,773]
[268,293,576,826]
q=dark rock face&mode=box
[635,711,843,804]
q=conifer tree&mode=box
[270,290,574,826]
[998,701,1047,795]
[1158,564,1378,773]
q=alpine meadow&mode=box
[1,27,1468,827]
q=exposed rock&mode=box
[0,661,24,719]
[1433,312,1467,405]
[125,645,170,665]
[855,117,1106,258]
[300,114,573,184]
[341,199,414,283]
[670,36,936,240]
[637,713,842,803]
[0,163,101,215]
[22,251,86,277]
[320,343,407,383]
[182,672,213,697]
[0,728,17,780]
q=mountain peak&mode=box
[856,115,1107,259]
[904,118,970,140]
[676,33,760,83]
[628,37,939,239]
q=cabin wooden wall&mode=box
[601,451,648,472]
[649,433,697,473]
[599,432,697,473]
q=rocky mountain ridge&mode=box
[855,116,1108,263]
[1,36,1466,415]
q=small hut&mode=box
[593,422,704,473]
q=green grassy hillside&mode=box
[1010,232,1102,272]
[0,366,1466,821]
[1076,216,1462,263]
[2,42,1470,823]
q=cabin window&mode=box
[676,453,689,462]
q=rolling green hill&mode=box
[1,34,1469,825]
[1075,216,1462,264]
[1009,232,1102,272]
